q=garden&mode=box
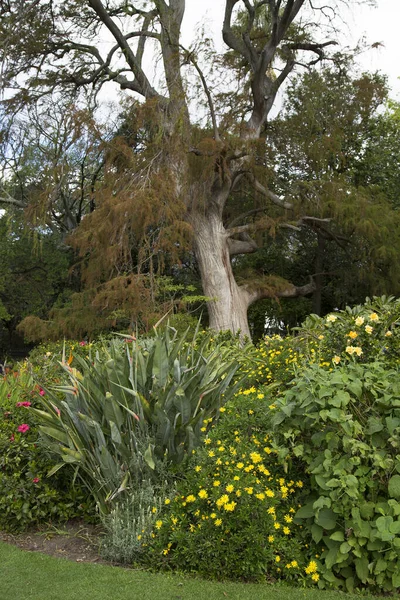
[2,296,400,598]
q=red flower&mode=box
[32,477,40,483]
[39,388,45,396]
[9,434,15,442]
[17,424,30,433]
[16,401,31,407]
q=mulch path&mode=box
[0,521,109,564]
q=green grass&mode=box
[0,541,393,600]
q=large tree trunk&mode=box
[192,211,252,338]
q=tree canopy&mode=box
[3,0,398,342]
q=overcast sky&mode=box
[180,0,400,98]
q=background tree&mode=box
[2,0,389,340]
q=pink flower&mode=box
[32,477,40,483]
[17,424,30,433]
[79,341,87,346]
[9,434,15,442]
[39,388,45,396]
[16,401,31,407]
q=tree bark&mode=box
[192,211,252,338]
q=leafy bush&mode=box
[299,295,400,366]
[273,360,400,592]
[147,391,317,583]
[0,367,93,531]
[31,327,242,513]
[101,478,172,564]
[235,334,321,391]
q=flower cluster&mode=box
[148,393,317,584]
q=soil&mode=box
[0,521,108,564]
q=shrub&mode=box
[0,367,93,531]
[147,391,316,583]
[31,327,243,513]
[101,478,172,564]
[299,295,400,367]
[273,359,400,593]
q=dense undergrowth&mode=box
[1,296,400,593]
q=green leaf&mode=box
[311,523,323,543]
[295,502,315,519]
[39,426,70,445]
[355,557,369,583]
[389,475,400,499]
[144,444,155,470]
[330,531,345,542]
[315,509,337,530]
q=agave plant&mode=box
[31,327,243,512]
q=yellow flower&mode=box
[248,409,254,415]
[151,507,157,514]
[274,522,281,529]
[275,555,281,563]
[354,346,363,356]
[283,526,290,535]
[266,489,275,498]
[332,355,341,365]
[365,325,373,334]
[216,494,229,507]
[164,499,171,505]
[213,480,221,487]
[194,466,202,472]
[318,335,324,340]
[236,462,244,469]
[355,316,364,326]
[268,404,276,410]
[219,407,226,412]
[210,513,216,519]
[257,393,265,399]
[223,501,237,512]
[155,520,163,529]
[369,312,379,322]
[284,515,293,523]
[348,331,358,339]
[214,519,222,527]
[385,330,393,337]
[216,458,222,465]
[305,560,318,574]
[200,427,206,432]
[171,517,178,525]
[295,481,303,488]
[208,450,215,457]
[291,560,298,568]
[268,535,274,543]
[198,489,208,499]
[311,573,320,582]
[244,487,253,495]
[250,452,262,464]
[186,495,196,503]
[326,314,337,323]
[226,484,234,493]
[204,438,211,445]
[255,492,265,500]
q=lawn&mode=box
[0,541,391,600]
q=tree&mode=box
[0,213,72,355]
[1,0,381,338]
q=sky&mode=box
[180,0,400,98]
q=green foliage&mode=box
[272,358,400,592]
[101,478,172,564]
[147,392,315,583]
[31,327,242,513]
[299,295,400,366]
[0,368,93,531]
